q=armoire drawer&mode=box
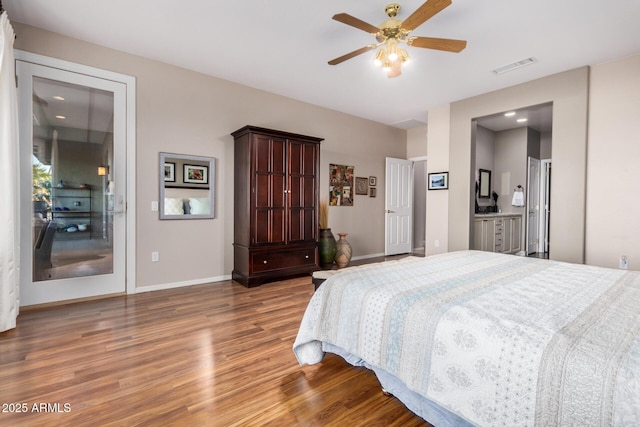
[251,248,316,273]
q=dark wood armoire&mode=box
[232,126,323,287]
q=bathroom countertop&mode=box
[474,212,523,218]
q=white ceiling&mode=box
[6,0,640,129]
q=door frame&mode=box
[15,51,137,299]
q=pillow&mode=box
[189,197,210,215]
[164,197,184,215]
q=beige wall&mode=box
[474,125,494,210]
[586,54,640,269]
[425,105,450,255]
[428,67,589,263]
[406,126,428,158]
[493,128,530,216]
[429,55,640,268]
[14,22,406,289]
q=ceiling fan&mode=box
[328,0,466,78]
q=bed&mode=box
[293,250,640,426]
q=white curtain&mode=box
[0,11,19,332]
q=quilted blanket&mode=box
[293,251,640,426]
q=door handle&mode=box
[386,210,395,214]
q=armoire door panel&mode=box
[303,144,317,175]
[254,209,286,245]
[271,209,286,244]
[254,136,272,173]
[254,209,270,244]
[255,173,271,207]
[289,208,302,242]
[289,176,302,207]
[272,174,286,208]
[272,138,286,174]
[288,208,316,243]
[303,177,316,207]
[303,208,316,240]
[288,142,303,175]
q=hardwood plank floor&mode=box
[0,276,429,426]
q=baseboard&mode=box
[135,274,232,294]
[351,253,385,261]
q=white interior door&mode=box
[385,157,413,255]
[526,157,540,255]
[18,60,127,306]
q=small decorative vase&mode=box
[318,228,337,269]
[334,233,352,269]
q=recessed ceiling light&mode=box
[504,112,516,117]
[55,115,66,119]
[53,96,65,101]
[517,118,527,123]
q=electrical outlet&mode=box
[434,240,440,248]
[151,201,158,211]
[619,255,628,270]
[151,252,159,262]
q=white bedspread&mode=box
[293,251,640,426]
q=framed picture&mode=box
[164,162,175,182]
[369,188,377,197]
[184,164,208,184]
[428,172,449,190]
[355,177,368,195]
[329,164,354,206]
[369,176,377,186]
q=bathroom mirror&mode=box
[479,169,491,198]
[159,152,215,220]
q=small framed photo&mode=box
[355,177,368,195]
[369,188,377,197]
[369,176,377,186]
[428,172,449,190]
[164,162,175,182]
[184,164,208,184]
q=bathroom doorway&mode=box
[472,102,552,257]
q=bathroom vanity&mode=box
[473,213,523,254]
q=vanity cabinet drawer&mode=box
[251,248,316,273]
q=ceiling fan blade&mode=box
[401,0,452,32]
[408,36,467,52]
[332,13,380,34]
[328,45,377,65]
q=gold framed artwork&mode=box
[355,177,368,195]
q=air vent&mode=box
[492,57,536,75]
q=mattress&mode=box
[293,251,640,426]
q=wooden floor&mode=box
[0,275,429,426]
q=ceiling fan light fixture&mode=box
[386,38,399,62]
[328,1,466,78]
[373,49,385,67]
[399,48,411,65]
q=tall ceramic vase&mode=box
[334,233,352,269]
[318,228,337,270]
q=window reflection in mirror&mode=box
[159,152,215,219]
